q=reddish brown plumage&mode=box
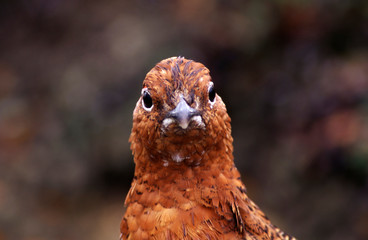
[120,57,296,240]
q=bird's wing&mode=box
[231,178,297,240]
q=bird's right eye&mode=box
[141,89,153,111]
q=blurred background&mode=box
[0,0,368,239]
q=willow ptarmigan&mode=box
[120,57,296,240]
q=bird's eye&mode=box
[208,83,216,103]
[141,89,153,111]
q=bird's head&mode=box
[130,57,233,167]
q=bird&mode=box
[120,57,296,240]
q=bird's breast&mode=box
[122,165,242,239]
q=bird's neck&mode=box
[131,145,237,194]
[132,134,234,178]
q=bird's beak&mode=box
[167,97,200,129]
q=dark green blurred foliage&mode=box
[0,0,368,239]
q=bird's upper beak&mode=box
[166,97,200,129]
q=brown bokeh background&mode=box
[1,0,368,239]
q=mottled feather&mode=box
[121,57,296,240]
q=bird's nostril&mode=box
[185,94,195,107]
[181,97,193,108]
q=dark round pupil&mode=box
[142,91,152,108]
[209,86,216,102]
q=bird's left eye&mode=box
[208,83,216,103]
[141,89,153,111]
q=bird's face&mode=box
[130,57,232,166]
